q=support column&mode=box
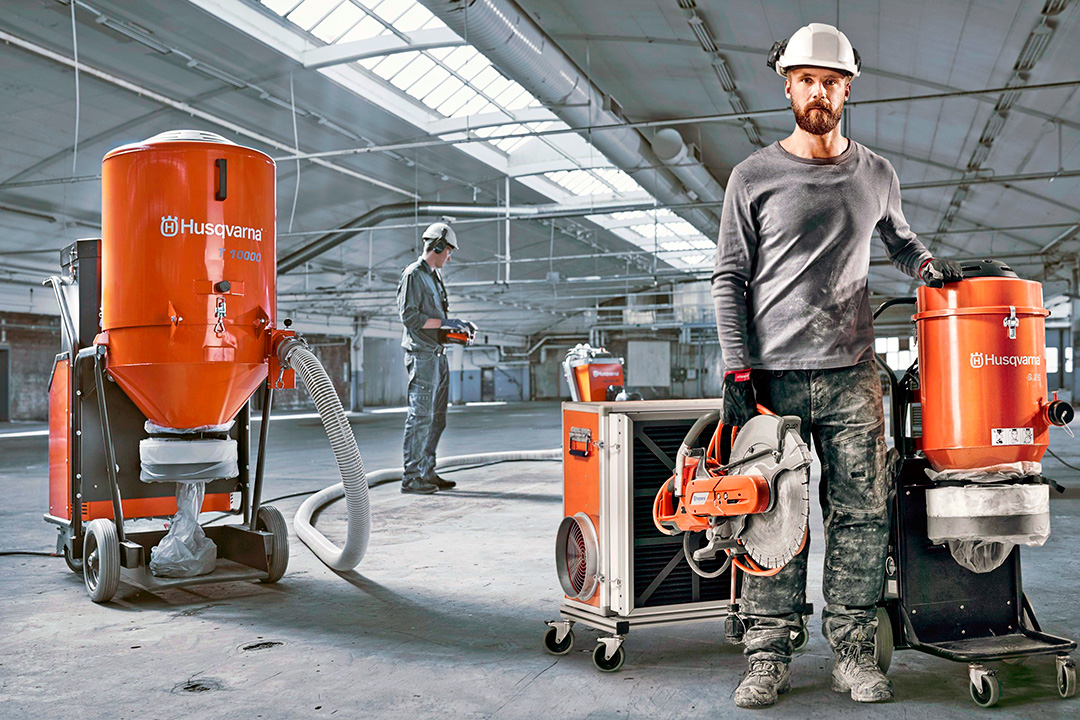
[350,317,365,412]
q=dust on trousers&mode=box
[740,361,890,661]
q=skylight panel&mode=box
[504,91,538,111]
[661,240,694,252]
[393,4,436,32]
[310,2,365,42]
[404,64,449,99]
[435,87,479,116]
[440,46,475,71]
[287,0,340,31]
[456,54,492,82]
[421,74,465,108]
[493,83,527,107]
[451,94,492,118]
[479,73,511,98]
[389,53,436,90]
[262,0,302,15]
[680,255,709,266]
[370,0,414,24]
[690,238,716,249]
[338,15,387,43]
[371,50,419,80]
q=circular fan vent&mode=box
[555,513,598,601]
[146,130,230,144]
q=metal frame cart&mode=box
[44,239,288,603]
[875,297,1076,707]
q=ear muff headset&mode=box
[767,39,788,71]
[425,226,450,254]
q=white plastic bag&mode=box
[945,539,1015,574]
[149,482,217,577]
[140,438,238,483]
[925,461,1041,484]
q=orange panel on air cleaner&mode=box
[48,356,71,520]
[562,407,601,607]
[82,493,233,521]
[100,132,275,429]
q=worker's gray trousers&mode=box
[402,350,449,482]
[739,361,890,662]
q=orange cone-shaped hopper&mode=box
[100,131,275,429]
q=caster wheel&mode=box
[63,541,83,574]
[592,643,626,672]
[791,625,809,652]
[874,606,894,674]
[1058,657,1077,699]
[256,506,289,583]
[83,519,120,603]
[970,673,1000,708]
[543,626,574,655]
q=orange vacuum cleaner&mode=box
[875,259,1076,707]
[43,130,305,603]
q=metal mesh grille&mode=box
[565,519,588,594]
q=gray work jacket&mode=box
[398,257,448,353]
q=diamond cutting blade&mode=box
[728,414,811,569]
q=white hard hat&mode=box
[769,23,861,78]
[421,222,457,250]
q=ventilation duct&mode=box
[650,128,724,205]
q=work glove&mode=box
[722,369,758,428]
[440,318,474,334]
[920,258,964,288]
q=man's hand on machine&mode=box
[919,258,964,288]
[722,369,758,427]
[441,318,476,336]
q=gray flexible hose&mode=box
[294,447,560,571]
[281,342,371,570]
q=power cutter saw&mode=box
[652,409,812,576]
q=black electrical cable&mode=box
[0,551,56,557]
[1046,448,1080,474]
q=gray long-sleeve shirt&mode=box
[711,140,932,371]
[398,257,448,352]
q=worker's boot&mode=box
[733,656,791,708]
[425,473,456,490]
[831,636,893,702]
[401,477,438,495]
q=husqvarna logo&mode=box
[159,214,262,241]
[160,215,179,237]
[969,352,1040,368]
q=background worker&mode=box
[712,23,963,708]
[397,222,477,495]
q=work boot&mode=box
[733,657,791,708]
[401,478,438,495]
[425,473,456,490]
[831,638,893,702]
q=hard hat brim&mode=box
[777,59,859,78]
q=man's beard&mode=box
[792,99,844,135]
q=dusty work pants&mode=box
[740,361,890,662]
[402,350,449,482]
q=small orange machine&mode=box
[543,397,812,672]
[562,343,625,401]
[44,131,304,603]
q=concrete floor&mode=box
[1,401,1078,719]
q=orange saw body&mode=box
[654,456,771,533]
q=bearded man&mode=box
[711,22,963,708]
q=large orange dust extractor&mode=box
[45,131,371,604]
[914,260,1073,471]
[100,131,280,430]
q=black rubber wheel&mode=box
[970,673,1000,708]
[592,643,626,672]
[543,626,574,655]
[874,607,894,674]
[256,506,289,583]
[83,519,120,603]
[63,540,83,574]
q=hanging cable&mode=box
[287,73,301,233]
[69,0,81,175]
